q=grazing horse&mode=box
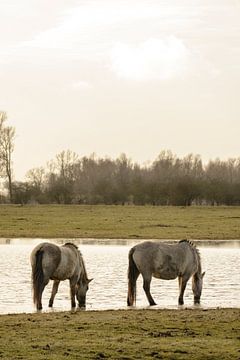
[127,240,205,306]
[31,242,92,310]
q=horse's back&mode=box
[132,241,171,263]
[131,241,161,274]
[31,242,81,281]
[51,245,79,280]
[31,242,61,278]
[131,241,196,280]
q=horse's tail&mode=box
[127,247,139,306]
[32,249,44,306]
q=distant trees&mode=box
[1,110,239,206]
[10,148,240,206]
[0,111,15,202]
[45,150,78,204]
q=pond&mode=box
[0,239,239,314]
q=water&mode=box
[0,239,239,314]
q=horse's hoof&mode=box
[78,305,86,310]
[127,300,134,306]
[178,296,184,305]
[194,297,200,304]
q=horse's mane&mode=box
[179,239,202,274]
[179,239,195,247]
[63,242,78,249]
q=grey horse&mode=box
[127,240,205,306]
[31,242,92,310]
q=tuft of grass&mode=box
[0,308,239,359]
[1,204,240,239]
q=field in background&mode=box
[0,204,240,239]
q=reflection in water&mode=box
[0,240,239,314]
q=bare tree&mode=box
[0,111,7,173]
[45,150,79,204]
[26,167,45,189]
[0,111,6,127]
[0,125,15,202]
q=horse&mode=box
[127,240,205,306]
[30,242,92,310]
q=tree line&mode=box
[1,111,240,206]
[9,150,240,206]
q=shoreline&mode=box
[1,304,240,318]
[1,238,240,247]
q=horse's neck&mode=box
[179,241,202,275]
[192,248,202,276]
[78,252,87,282]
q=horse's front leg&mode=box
[49,280,60,307]
[143,277,156,306]
[69,278,77,308]
[178,276,188,305]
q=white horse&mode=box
[127,240,205,306]
[31,242,92,310]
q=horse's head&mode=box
[76,278,93,307]
[192,271,205,304]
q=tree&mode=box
[0,111,7,175]
[0,111,7,130]
[23,167,46,203]
[26,167,45,189]
[113,154,132,204]
[0,112,15,203]
[45,150,78,204]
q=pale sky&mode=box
[0,0,240,180]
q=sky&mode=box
[0,0,240,180]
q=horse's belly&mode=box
[51,266,75,280]
[50,272,69,281]
[51,257,76,280]
[153,268,178,280]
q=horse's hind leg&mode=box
[36,279,49,310]
[49,280,60,307]
[127,266,140,306]
[178,276,188,305]
[36,290,43,310]
[143,276,156,306]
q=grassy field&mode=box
[1,204,240,239]
[0,308,239,359]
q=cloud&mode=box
[72,81,92,90]
[6,2,199,63]
[110,36,192,81]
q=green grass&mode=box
[1,204,240,239]
[0,309,239,359]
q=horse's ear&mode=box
[202,272,205,278]
[87,278,93,284]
